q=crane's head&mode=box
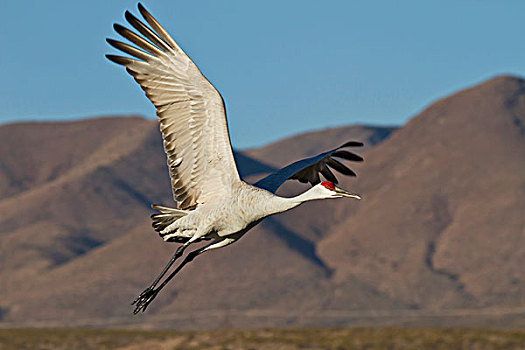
[314,181,361,200]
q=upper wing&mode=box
[253,141,364,193]
[106,4,240,209]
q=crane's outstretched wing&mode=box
[106,3,240,209]
[253,141,364,193]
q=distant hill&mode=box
[0,76,523,329]
[318,75,525,312]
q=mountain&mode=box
[0,76,523,329]
[0,113,390,328]
[318,75,525,311]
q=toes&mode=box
[133,298,148,314]
[131,289,158,314]
[131,288,154,305]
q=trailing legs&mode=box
[131,242,189,309]
[132,238,235,314]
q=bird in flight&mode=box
[107,3,364,314]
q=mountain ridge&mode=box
[0,75,523,328]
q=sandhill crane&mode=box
[107,3,363,314]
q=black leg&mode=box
[156,249,200,290]
[131,244,187,309]
[132,247,203,314]
[151,244,187,288]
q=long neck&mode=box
[265,187,322,216]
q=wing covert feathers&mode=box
[107,3,240,209]
[253,142,364,193]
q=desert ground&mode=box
[1,327,525,350]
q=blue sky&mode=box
[1,1,525,149]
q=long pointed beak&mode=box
[334,186,361,199]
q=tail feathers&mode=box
[150,204,188,233]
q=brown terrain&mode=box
[0,76,523,329]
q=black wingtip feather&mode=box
[106,38,123,49]
[113,23,127,34]
[105,54,129,65]
[332,150,364,162]
[125,10,146,30]
[327,158,357,177]
[125,11,144,32]
[124,6,172,53]
[124,10,134,22]
[137,2,147,13]
[341,141,364,148]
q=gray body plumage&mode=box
[106,3,364,314]
[159,181,298,243]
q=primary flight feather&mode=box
[107,3,363,314]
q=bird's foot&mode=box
[131,287,159,314]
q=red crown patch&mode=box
[320,181,335,191]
